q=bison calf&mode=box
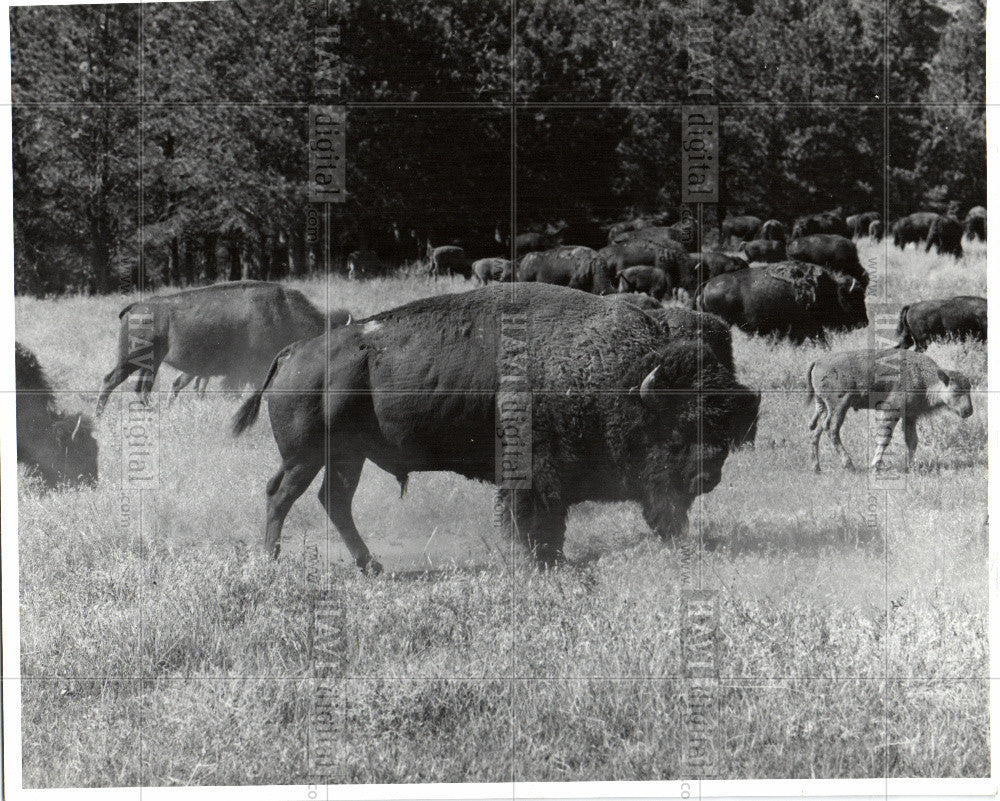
[807,349,973,472]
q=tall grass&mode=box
[16,240,987,785]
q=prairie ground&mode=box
[15,239,988,785]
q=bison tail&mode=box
[895,305,909,336]
[118,302,137,320]
[232,346,288,436]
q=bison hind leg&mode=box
[319,456,382,574]
[263,458,323,559]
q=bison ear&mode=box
[937,369,951,387]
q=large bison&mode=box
[845,212,880,239]
[514,223,566,258]
[428,245,474,279]
[739,239,786,263]
[697,261,868,344]
[896,296,986,351]
[807,349,972,472]
[16,343,98,488]
[721,215,762,244]
[891,212,939,250]
[96,281,351,414]
[232,283,759,569]
[925,215,964,258]
[964,206,986,242]
[518,246,616,294]
[599,240,691,295]
[615,224,698,253]
[786,234,868,286]
[347,249,385,280]
[791,210,849,240]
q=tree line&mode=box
[11,0,985,295]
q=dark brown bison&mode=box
[16,343,98,488]
[739,239,786,263]
[791,210,849,240]
[925,215,964,258]
[892,212,939,250]
[599,240,691,295]
[518,246,616,294]
[808,349,972,472]
[786,234,868,286]
[618,265,670,300]
[757,219,787,242]
[845,212,880,239]
[428,245,474,279]
[696,262,868,344]
[896,296,986,351]
[96,281,351,414]
[721,215,762,244]
[964,206,986,242]
[472,257,514,284]
[232,283,759,569]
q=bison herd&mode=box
[14,203,985,570]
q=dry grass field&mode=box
[15,239,988,785]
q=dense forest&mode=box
[10,0,985,294]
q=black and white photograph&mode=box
[1,0,992,795]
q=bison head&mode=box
[936,370,974,419]
[834,275,869,330]
[45,413,99,487]
[630,341,760,538]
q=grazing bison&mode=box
[786,234,868,286]
[892,212,939,250]
[618,265,670,300]
[739,239,786,263]
[600,240,691,295]
[347,249,385,280]
[232,283,759,569]
[472,257,514,285]
[846,212,880,239]
[16,343,98,488]
[96,282,351,414]
[721,215,762,244]
[757,219,787,242]
[964,206,986,242]
[697,262,868,344]
[518,246,616,294]
[925,215,964,258]
[429,245,473,279]
[807,349,973,472]
[791,210,849,240]
[896,296,986,351]
[869,220,884,242]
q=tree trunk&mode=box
[204,233,218,282]
[289,226,307,277]
[229,235,243,281]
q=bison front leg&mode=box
[870,406,901,470]
[902,417,918,472]
[318,456,382,574]
[827,397,856,470]
[263,459,323,558]
[498,488,567,568]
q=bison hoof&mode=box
[360,557,383,576]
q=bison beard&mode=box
[233,284,757,571]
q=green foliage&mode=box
[10,0,985,294]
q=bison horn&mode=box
[71,414,83,441]
[345,313,353,325]
[847,278,858,293]
[635,365,661,406]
